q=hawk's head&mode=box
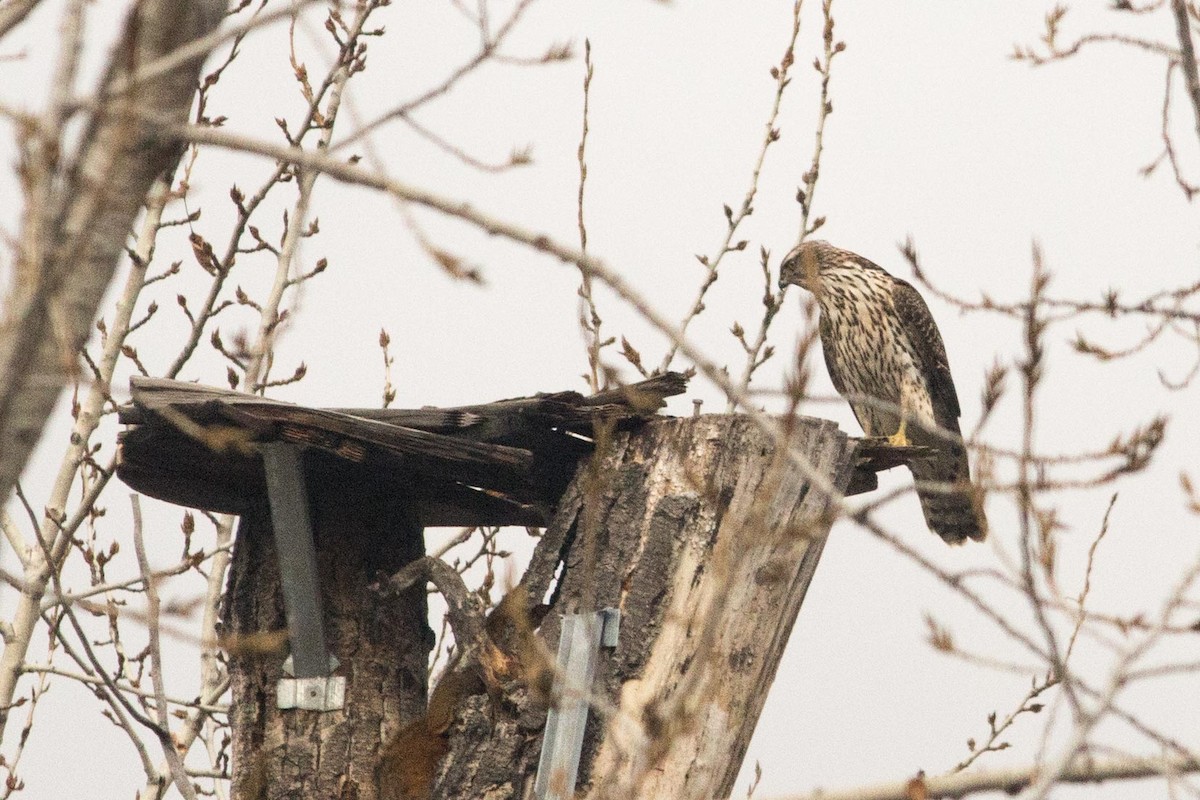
[782,241,849,293]
[779,240,886,297]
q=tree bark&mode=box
[429,414,858,800]
[225,453,430,800]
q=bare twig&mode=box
[333,0,540,150]
[660,0,806,375]
[39,540,232,611]
[794,0,841,243]
[130,495,198,800]
[1146,63,1199,198]
[949,675,1056,774]
[19,664,227,713]
[735,0,843,403]
[1063,493,1118,664]
[769,753,1200,800]
[575,39,608,392]
[1014,247,1080,716]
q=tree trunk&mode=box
[225,454,429,800]
[0,0,225,505]
[430,414,859,800]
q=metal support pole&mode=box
[260,441,345,711]
[534,608,621,800]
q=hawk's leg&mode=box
[887,417,911,447]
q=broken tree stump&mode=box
[427,414,859,800]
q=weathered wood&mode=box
[224,458,429,800]
[578,415,855,800]
[845,438,942,496]
[426,414,859,800]
[117,425,551,526]
[116,373,687,526]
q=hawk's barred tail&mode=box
[909,445,987,544]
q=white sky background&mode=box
[2,1,1199,798]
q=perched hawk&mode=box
[779,240,986,544]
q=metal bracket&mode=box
[277,654,346,711]
[260,441,344,712]
[534,608,621,800]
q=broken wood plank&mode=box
[116,373,690,526]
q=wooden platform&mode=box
[117,373,691,527]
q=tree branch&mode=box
[385,556,487,656]
[0,0,42,39]
[1170,0,1200,150]
[0,0,224,505]
[769,753,1200,800]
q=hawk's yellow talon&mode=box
[887,418,910,447]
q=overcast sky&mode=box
[3,1,1199,798]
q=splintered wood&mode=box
[431,415,858,800]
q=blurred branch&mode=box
[770,753,1200,800]
[0,510,28,568]
[0,0,224,506]
[1170,0,1200,146]
[0,0,42,38]
[131,495,198,800]
[399,112,532,173]
[107,2,324,98]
